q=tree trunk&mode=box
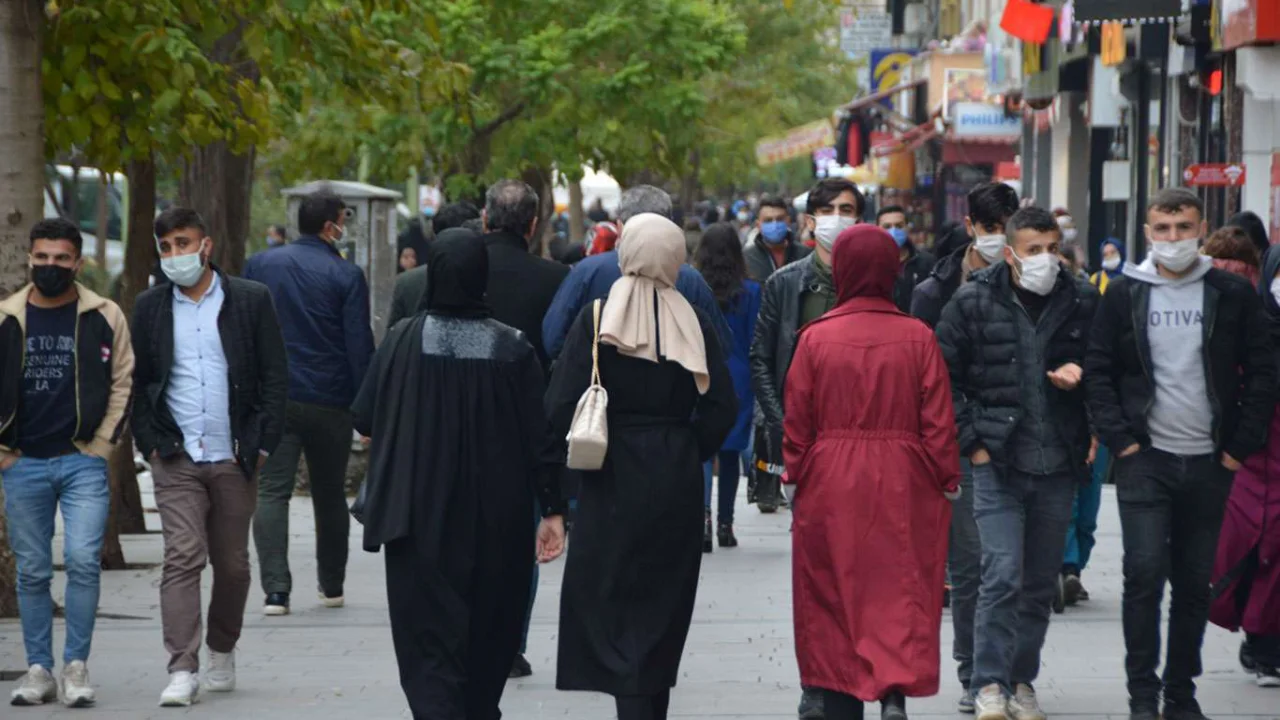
[180,143,255,276]
[679,150,701,221]
[0,0,46,617]
[520,165,555,257]
[568,179,585,245]
[95,174,109,264]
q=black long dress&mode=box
[547,301,737,697]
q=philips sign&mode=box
[952,102,1021,138]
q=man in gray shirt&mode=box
[1085,188,1275,720]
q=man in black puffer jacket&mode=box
[936,206,1099,719]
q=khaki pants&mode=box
[153,454,257,673]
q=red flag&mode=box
[1000,0,1055,44]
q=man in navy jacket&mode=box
[243,189,375,617]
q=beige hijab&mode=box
[600,213,710,394]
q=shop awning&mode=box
[870,113,943,157]
[840,78,927,113]
[1073,0,1181,23]
[942,135,1019,165]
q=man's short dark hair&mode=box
[1006,206,1061,239]
[805,178,864,217]
[298,190,347,236]
[461,218,484,233]
[270,224,288,238]
[967,182,1020,229]
[29,218,83,255]
[1147,187,1204,220]
[758,195,788,213]
[876,205,907,222]
[432,201,481,235]
[154,207,207,239]
[485,180,539,237]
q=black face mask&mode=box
[31,265,76,298]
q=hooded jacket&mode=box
[892,241,936,313]
[1089,238,1125,294]
[1084,256,1275,462]
[0,283,134,459]
[743,232,811,283]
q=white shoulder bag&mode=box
[565,299,609,470]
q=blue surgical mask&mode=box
[888,227,909,247]
[760,221,789,244]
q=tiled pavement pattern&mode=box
[2,480,1277,719]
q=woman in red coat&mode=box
[783,224,961,720]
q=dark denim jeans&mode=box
[1116,448,1233,707]
[970,463,1075,694]
[949,460,981,689]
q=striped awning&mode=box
[1073,0,1182,24]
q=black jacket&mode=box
[1083,269,1275,462]
[130,269,288,477]
[893,242,936,313]
[387,264,428,329]
[910,245,968,328]
[743,236,811,283]
[479,230,570,373]
[749,254,815,430]
[936,263,1099,479]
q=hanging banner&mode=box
[840,2,893,59]
[1074,0,1182,22]
[1183,163,1247,187]
[756,120,837,167]
[1218,0,1280,51]
[869,49,918,107]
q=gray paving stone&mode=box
[2,486,1278,718]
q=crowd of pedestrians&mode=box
[1,174,1278,720]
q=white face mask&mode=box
[973,234,1007,263]
[1270,277,1280,307]
[1102,256,1121,271]
[160,240,208,288]
[1149,237,1200,273]
[1062,228,1078,242]
[1011,249,1059,296]
[814,215,857,252]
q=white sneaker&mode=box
[318,591,344,609]
[974,684,1009,720]
[159,671,199,707]
[204,649,235,692]
[1009,683,1046,720]
[60,660,95,707]
[9,665,57,706]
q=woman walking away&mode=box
[783,225,960,720]
[1209,243,1280,687]
[351,229,567,720]
[694,223,762,551]
[548,213,738,720]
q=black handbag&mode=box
[349,479,368,524]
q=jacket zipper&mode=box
[1204,295,1220,445]
[1132,287,1156,416]
[72,309,82,439]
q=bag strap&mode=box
[590,299,602,387]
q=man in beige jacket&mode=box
[0,218,134,709]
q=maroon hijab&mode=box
[831,224,899,305]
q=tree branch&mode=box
[475,101,526,139]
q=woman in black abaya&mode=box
[351,228,566,720]
[547,213,738,720]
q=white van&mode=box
[43,165,127,276]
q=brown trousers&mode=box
[153,454,257,673]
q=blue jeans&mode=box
[1063,444,1107,574]
[949,460,981,689]
[702,450,744,524]
[1,454,111,668]
[970,463,1075,694]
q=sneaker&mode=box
[509,653,532,679]
[798,687,825,719]
[9,665,57,706]
[1162,697,1208,720]
[974,684,1008,720]
[1062,574,1084,606]
[1257,665,1280,688]
[880,691,907,720]
[204,649,235,692]
[60,660,95,708]
[263,592,290,616]
[1009,683,1046,720]
[717,522,738,548]
[1129,710,1160,720]
[318,587,344,608]
[159,671,199,707]
[957,689,975,714]
[1240,639,1258,672]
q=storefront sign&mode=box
[951,102,1022,137]
[1217,0,1280,51]
[755,120,836,167]
[870,49,918,107]
[1074,0,1182,22]
[1183,163,1247,187]
[840,2,892,59]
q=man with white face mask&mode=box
[937,206,1099,720]
[132,207,288,705]
[1084,188,1275,720]
[748,177,863,720]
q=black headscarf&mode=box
[1231,211,1270,257]
[423,228,490,318]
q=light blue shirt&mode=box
[167,273,234,463]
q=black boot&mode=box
[703,509,714,553]
[880,691,906,720]
[717,522,738,548]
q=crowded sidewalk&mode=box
[0,475,1275,719]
